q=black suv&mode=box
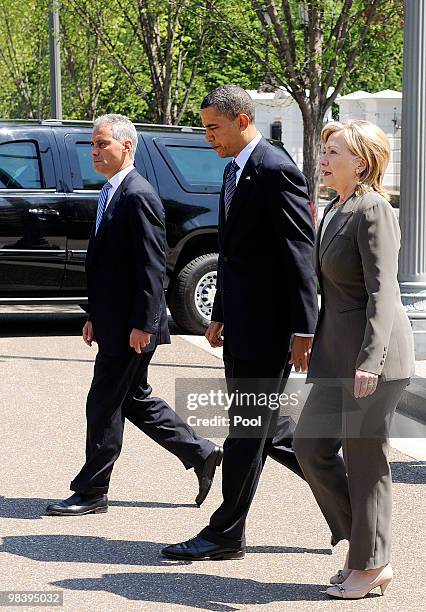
[0,120,228,333]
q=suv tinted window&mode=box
[165,145,227,185]
[0,141,42,189]
[75,142,104,189]
[154,138,228,193]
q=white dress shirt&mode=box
[320,206,338,243]
[105,164,135,211]
[233,133,313,340]
[234,132,262,184]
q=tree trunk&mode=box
[301,106,324,221]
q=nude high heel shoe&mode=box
[330,550,351,584]
[326,564,393,599]
[330,569,351,585]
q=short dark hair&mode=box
[201,85,255,122]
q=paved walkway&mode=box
[0,312,425,611]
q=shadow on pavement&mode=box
[0,354,223,369]
[0,535,189,567]
[0,535,329,569]
[0,312,186,338]
[0,354,94,364]
[0,497,194,520]
[390,461,425,484]
[51,572,345,608]
[0,313,87,337]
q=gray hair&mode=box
[93,113,138,160]
[201,85,255,122]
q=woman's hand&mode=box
[354,369,378,398]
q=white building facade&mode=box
[247,88,402,192]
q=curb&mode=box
[397,377,426,424]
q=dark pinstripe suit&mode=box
[199,138,318,547]
[70,169,214,494]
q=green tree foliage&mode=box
[340,1,403,94]
[0,0,404,199]
[201,0,404,205]
[0,0,50,118]
[60,0,155,119]
[67,0,215,124]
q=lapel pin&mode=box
[246,176,251,180]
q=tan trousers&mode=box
[293,379,408,569]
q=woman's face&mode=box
[321,131,365,195]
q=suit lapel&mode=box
[315,201,333,276]
[218,164,229,247]
[88,169,138,260]
[86,226,95,268]
[319,193,359,266]
[94,182,124,242]
[319,211,353,265]
[223,138,269,243]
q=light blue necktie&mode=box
[95,182,112,234]
[224,160,239,219]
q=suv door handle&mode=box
[67,250,87,259]
[28,207,60,216]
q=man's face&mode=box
[201,106,245,158]
[91,124,132,179]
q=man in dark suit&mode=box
[162,86,318,560]
[46,114,222,516]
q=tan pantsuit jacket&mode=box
[295,192,415,569]
[308,192,415,381]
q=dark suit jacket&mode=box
[307,192,415,381]
[212,137,318,361]
[85,168,170,356]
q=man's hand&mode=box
[354,369,378,398]
[82,320,96,347]
[130,328,151,353]
[205,321,224,348]
[289,336,313,372]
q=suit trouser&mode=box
[293,379,408,569]
[70,348,215,495]
[199,343,304,548]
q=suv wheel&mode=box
[168,253,218,334]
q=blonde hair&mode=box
[321,120,391,201]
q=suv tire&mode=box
[168,253,218,334]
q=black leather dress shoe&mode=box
[46,493,108,516]
[195,445,223,506]
[162,535,245,560]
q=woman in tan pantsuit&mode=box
[293,120,415,599]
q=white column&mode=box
[399,0,426,358]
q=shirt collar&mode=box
[234,132,262,172]
[108,164,134,190]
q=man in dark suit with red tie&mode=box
[162,86,318,560]
[46,114,222,516]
